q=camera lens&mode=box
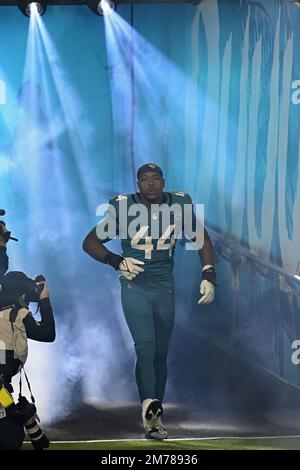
[25,417,49,450]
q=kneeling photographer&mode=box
[0,220,56,450]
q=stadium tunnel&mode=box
[1,0,300,441]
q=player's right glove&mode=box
[119,257,145,281]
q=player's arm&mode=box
[197,227,216,305]
[199,227,215,267]
[183,194,216,305]
[82,226,123,268]
[82,201,144,280]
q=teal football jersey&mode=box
[107,191,196,290]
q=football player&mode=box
[82,163,216,440]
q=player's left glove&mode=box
[198,265,216,305]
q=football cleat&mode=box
[145,418,168,441]
[142,399,167,440]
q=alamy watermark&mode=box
[95,201,205,254]
[0,340,6,365]
[291,340,300,365]
[0,80,6,105]
[291,80,300,104]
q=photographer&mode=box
[0,229,56,450]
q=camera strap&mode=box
[18,366,35,404]
[9,305,19,327]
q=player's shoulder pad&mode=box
[109,194,130,205]
[169,191,192,204]
[108,194,138,215]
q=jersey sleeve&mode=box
[108,197,120,238]
[95,197,120,242]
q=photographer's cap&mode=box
[137,163,163,180]
[0,271,31,297]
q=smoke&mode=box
[3,1,300,436]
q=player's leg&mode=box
[140,288,174,440]
[153,288,175,403]
[121,283,156,402]
[121,283,168,439]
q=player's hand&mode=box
[119,257,145,281]
[198,280,215,304]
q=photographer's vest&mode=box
[0,306,29,366]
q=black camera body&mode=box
[14,396,36,425]
[0,272,46,307]
[14,396,49,450]
[26,275,46,303]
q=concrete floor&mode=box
[44,401,300,441]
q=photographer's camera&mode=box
[15,396,49,450]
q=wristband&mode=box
[202,266,217,286]
[104,252,124,270]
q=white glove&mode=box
[198,280,215,305]
[119,257,145,281]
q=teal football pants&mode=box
[121,282,175,403]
